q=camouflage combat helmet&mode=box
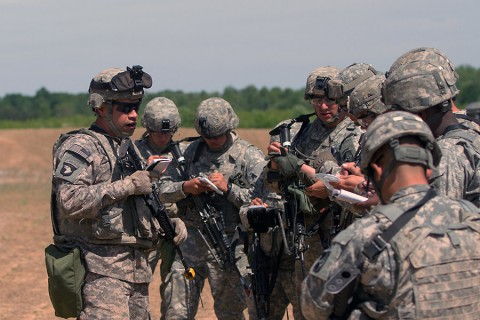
[88,65,152,109]
[387,47,459,77]
[360,111,441,173]
[383,48,459,113]
[349,74,388,118]
[304,66,341,100]
[142,97,181,133]
[323,63,379,107]
[194,97,239,138]
[383,61,459,113]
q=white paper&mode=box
[331,189,368,204]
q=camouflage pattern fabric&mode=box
[141,97,181,132]
[431,127,480,207]
[348,74,388,118]
[194,97,239,138]
[135,136,189,319]
[158,131,265,319]
[52,126,158,318]
[239,174,304,319]
[301,185,480,319]
[303,66,341,99]
[79,272,150,320]
[455,110,480,133]
[383,56,459,113]
[272,116,362,267]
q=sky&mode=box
[1,0,479,98]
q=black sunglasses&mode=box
[111,101,141,114]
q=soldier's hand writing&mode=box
[305,179,329,199]
[128,171,153,195]
[330,175,365,193]
[171,218,188,245]
[340,162,363,177]
[182,178,208,195]
[208,172,228,192]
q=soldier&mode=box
[135,96,188,318]
[239,176,305,319]
[158,97,266,319]
[50,66,187,319]
[322,74,390,207]
[261,65,366,318]
[383,47,480,206]
[348,74,388,130]
[301,111,480,319]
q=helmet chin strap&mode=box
[368,161,395,204]
[104,104,131,138]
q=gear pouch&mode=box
[45,244,86,318]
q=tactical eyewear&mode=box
[310,97,337,107]
[111,101,141,114]
[203,133,226,140]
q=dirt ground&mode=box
[0,127,294,320]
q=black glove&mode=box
[274,148,305,178]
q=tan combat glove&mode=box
[170,217,188,245]
[126,170,154,195]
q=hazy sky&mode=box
[1,0,479,97]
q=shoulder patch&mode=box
[55,149,90,183]
[69,143,92,160]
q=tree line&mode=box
[1,65,479,129]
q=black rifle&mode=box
[251,232,271,320]
[120,138,195,281]
[269,118,310,277]
[246,205,281,320]
[169,140,251,295]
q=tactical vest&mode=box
[178,136,251,233]
[376,200,480,319]
[51,128,160,248]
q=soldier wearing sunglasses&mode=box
[50,66,187,319]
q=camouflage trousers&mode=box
[267,254,304,320]
[79,272,150,320]
[147,239,177,319]
[161,226,252,320]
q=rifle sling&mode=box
[363,189,436,260]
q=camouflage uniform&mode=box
[301,111,480,319]
[239,173,303,320]
[53,126,157,320]
[383,47,480,207]
[135,96,190,319]
[158,98,265,319]
[301,185,480,320]
[51,66,163,319]
[278,116,362,246]
[430,128,480,206]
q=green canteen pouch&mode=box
[45,244,86,318]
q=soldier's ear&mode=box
[96,103,109,117]
[370,163,383,181]
[425,167,433,179]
